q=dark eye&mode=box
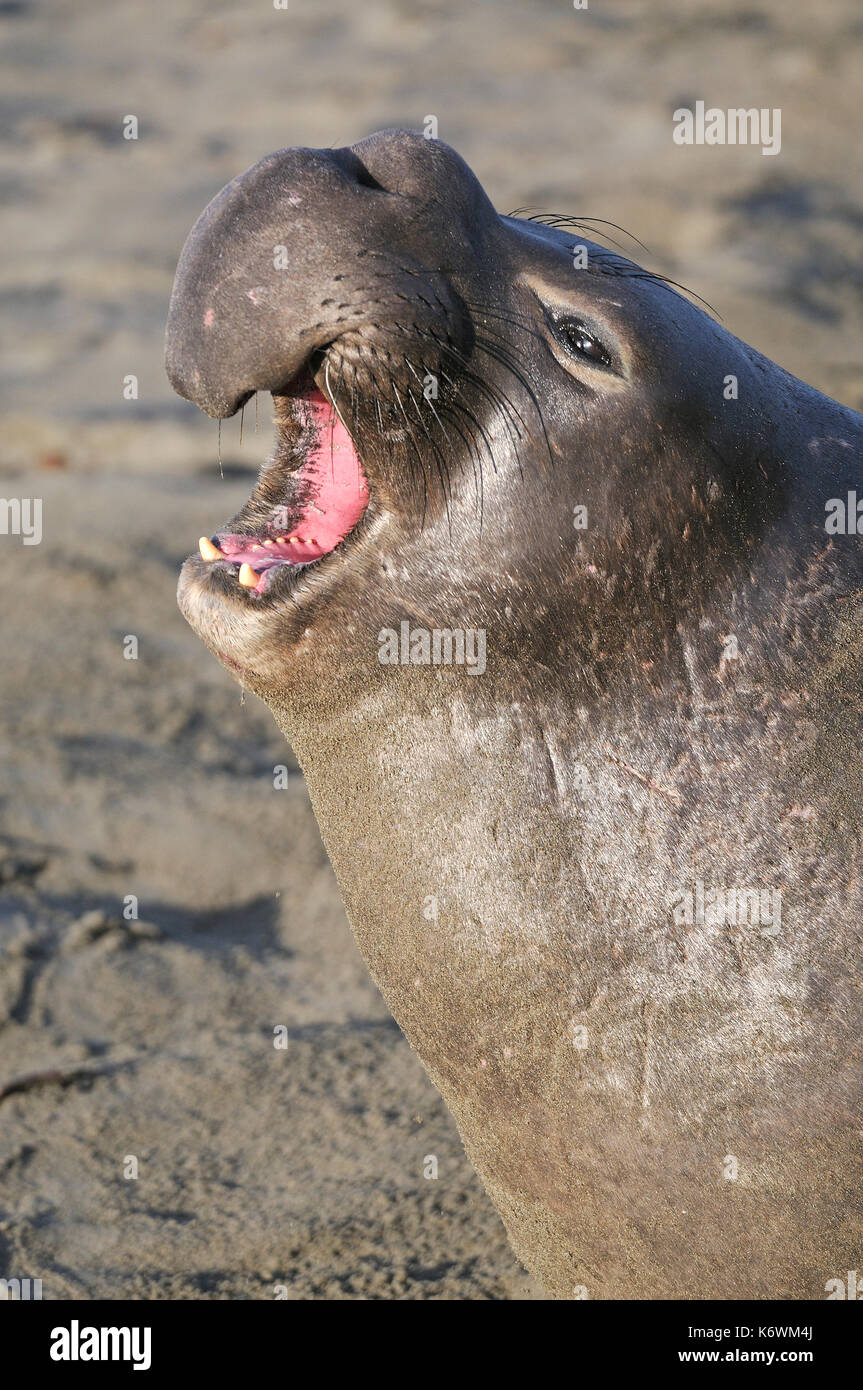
[553,318,612,367]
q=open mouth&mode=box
[196,373,370,599]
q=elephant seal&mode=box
[166,130,863,1299]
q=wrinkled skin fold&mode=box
[167,129,863,1299]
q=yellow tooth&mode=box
[198,536,222,561]
[238,563,258,588]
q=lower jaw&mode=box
[194,381,370,598]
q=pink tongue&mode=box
[218,387,368,585]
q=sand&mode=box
[1,0,861,1299]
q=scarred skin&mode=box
[166,130,863,1299]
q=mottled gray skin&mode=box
[167,131,863,1299]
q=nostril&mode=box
[354,163,385,191]
[331,148,388,193]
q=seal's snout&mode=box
[165,142,348,419]
[168,129,505,617]
[165,128,492,420]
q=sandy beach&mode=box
[1,0,861,1298]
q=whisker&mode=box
[440,395,494,521]
[468,334,553,473]
[394,381,452,536]
[416,324,530,458]
[507,207,649,253]
[406,384,457,524]
[392,382,434,534]
[588,252,721,319]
